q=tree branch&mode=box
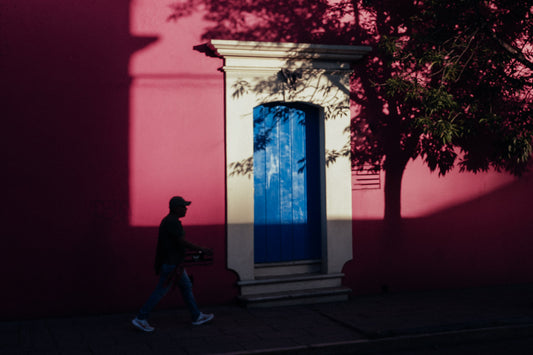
[491,33,533,72]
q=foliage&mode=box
[170,3,532,216]
[170,0,532,178]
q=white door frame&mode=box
[207,40,371,281]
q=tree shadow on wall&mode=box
[172,0,402,224]
[171,0,533,230]
[225,72,349,179]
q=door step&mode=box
[239,273,345,295]
[237,272,350,307]
[238,286,351,307]
[254,260,322,278]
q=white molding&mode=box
[208,39,370,283]
[208,40,372,62]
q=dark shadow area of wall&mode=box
[1,0,146,319]
[0,1,235,319]
[346,171,533,295]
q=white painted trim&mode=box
[208,40,371,283]
[208,40,371,62]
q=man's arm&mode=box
[167,216,213,255]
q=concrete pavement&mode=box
[2,283,533,354]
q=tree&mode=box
[170,0,533,223]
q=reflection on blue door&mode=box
[254,103,321,263]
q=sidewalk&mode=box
[2,283,533,355]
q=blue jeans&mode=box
[137,264,201,321]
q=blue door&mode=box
[254,103,321,263]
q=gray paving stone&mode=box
[89,342,153,355]
[2,284,533,355]
[0,330,19,347]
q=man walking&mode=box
[132,196,214,332]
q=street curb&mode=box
[213,323,533,355]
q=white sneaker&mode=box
[192,312,214,325]
[131,317,155,332]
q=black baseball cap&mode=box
[169,196,191,209]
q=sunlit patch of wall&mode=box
[351,160,516,220]
[401,158,516,218]
[129,0,225,227]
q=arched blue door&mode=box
[253,103,321,263]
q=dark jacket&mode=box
[154,214,186,275]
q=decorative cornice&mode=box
[207,39,372,62]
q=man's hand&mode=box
[182,239,213,256]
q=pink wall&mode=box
[347,160,533,295]
[2,0,532,319]
[129,0,226,227]
[1,0,235,319]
